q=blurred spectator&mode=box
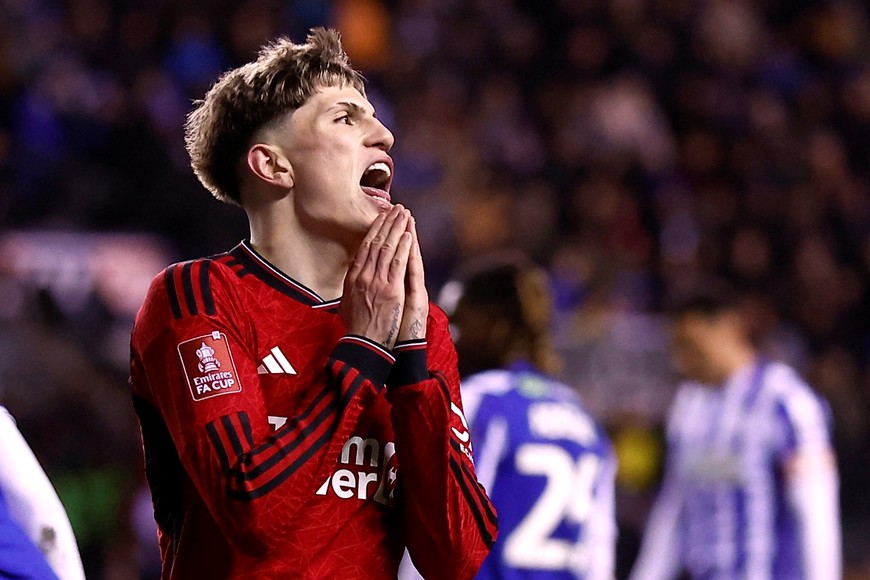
[0,0,868,576]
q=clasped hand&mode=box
[340,204,428,349]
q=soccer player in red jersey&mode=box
[129,28,497,579]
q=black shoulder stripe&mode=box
[165,265,183,319]
[223,257,249,278]
[200,259,216,315]
[181,261,198,316]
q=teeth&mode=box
[366,162,391,178]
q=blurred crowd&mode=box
[0,0,868,578]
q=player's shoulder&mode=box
[462,370,516,397]
[761,360,831,422]
[0,406,13,426]
[134,252,239,336]
[761,360,823,407]
[464,369,582,408]
[763,360,810,392]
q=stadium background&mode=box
[0,0,868,577]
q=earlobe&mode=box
[247,144,295,189]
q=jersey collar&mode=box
[230,241,341,310]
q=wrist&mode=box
[387,339,428,388]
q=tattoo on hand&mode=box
[385,303,401,345]
[410,318,423,339]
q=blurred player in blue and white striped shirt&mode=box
[631,290,841,580]
[438,253,616,580]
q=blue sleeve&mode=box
[0,489,58,580]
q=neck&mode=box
[717,340,756,383]
[246,201,354,301]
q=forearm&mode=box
[786,452,841,580]
[389,376,497,580]
[630,478,682,580]
[584,455,618,580]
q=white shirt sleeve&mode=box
[769,368,842,580]
[0,406,86,580]
[784,449,841,580]
[629,465,683,580]
[629,388,691,580]
[583,452,618,580]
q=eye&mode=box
[336,114,354,125]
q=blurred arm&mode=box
[773,379,841,580]
[0,406,86,580]
[584,451,618,580]
[784,449,841,580]
[629,464,683,580]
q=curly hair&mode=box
[449,252,562,376]
[184,28,366,205]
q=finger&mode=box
[406,217,425,287]
[376,209,410,279]
[361,205,405,280]
[388,232,413,285]
[347,210,388,284]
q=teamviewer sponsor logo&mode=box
[315,436,397,507]
[178,331,242,401]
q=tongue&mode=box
[362,186,390,201]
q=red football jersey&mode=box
[130,241,497,579]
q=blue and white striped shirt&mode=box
[631,359,841,580]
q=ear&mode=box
[246,144,294,189]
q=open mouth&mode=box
[360,161,393,202]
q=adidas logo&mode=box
[257,346,297,375]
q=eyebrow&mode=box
[330,101,375,117]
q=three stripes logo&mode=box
[258,346,297,375]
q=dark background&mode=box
[0,0,868,577]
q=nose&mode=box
[367,117,394,151]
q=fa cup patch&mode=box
[178,331,241,401]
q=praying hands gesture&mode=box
[341,204,429,349]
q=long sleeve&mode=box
[0,407,85,580]
[629,465,683,580]
[386,307,498,580]
[784,451,841,580]
[131,261,395,554]
[774,380,841,580]
[585,451,617,580]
